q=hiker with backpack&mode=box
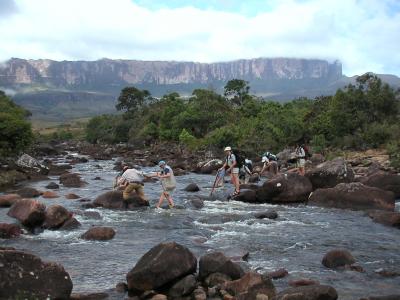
[239,158,253,184]
[219,146,241,196]
[295,144,306,176]
[260,152,279,176]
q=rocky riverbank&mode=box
[1,141,400,299]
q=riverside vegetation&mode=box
[1,73,399,168]
[84,73,400,169]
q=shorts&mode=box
[297,159,306,168]
[231,167,239,174]
[163,187,176,196]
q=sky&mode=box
[0,0,399,76]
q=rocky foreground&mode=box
[1,142,400,299]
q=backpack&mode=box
[227,149,245,168]
[263,152,278,161]
[303,145,312,158]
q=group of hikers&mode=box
[114,160,177,209]
[113,144,309,208]
[217,144,308,196]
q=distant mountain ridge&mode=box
[0,57,342,87]
[0,57,398,121]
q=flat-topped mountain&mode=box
[1,57,342,87]
[0,57,398,121]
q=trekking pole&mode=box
[210,169,224,196]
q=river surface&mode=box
[1,155,400,299]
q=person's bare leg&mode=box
[167,192,174,208]
[156,193,165,208]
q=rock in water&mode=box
[0,194,22,207]
[42,191,60,198]
[220,272,276,300]
[358,171,400,198]
[0,223,22,238]
[45,182,60,189]
[16,153,49,175]
[308,182,395,211]
[368,211,400,229]
[43,205,72,229]
[126,242,197,292]
[184,183,200,192]
[168,274,198,298]
[254,210,278,220]
[59,172,86,188]
[322,249,356,268]
[306,157,354,189]
[7,199,46,228]
[59,218,81,230]
[255,173,313,203]
[0,249,73,299]
[199,251,244,281]
[16,187,41,198]
[275,285,338,300]
[93,190,149,209]
[81,227,115,241]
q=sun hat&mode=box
[224,146,232,151]
[158,160,166,166]
[262,156,268,163]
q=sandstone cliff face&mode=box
[0,57,342,87]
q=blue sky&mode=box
[0,0,399,76]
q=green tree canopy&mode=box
[0,91,33,157]
[115,87,152,114]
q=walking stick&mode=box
[210,169,224,196]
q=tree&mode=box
[0,91,33,157]
[224,79,250,106]
[115,87,152,114]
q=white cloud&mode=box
[0,0,399,75]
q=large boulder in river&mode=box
[358,171,400,198]
[0,223,22,238]
[93,190,149,209]
[232,190,258,203]
[0,193,21,207]
[275,285,338,300]
[197,159,223,174]
[59,172,86,187]
[368,211,400,229]
[306,158,354,189]
[255,173,313,203]
[127,242,197,292]
[43,205,72,229]
[0,249,73,299]
[81,226,115,240]
[16,153,49,175]
[7,199,46,227]
[199,251,244,281]
[308,182,395,211]
[322,249,356,268]
[184,183,200,192]
[16,187,41,198]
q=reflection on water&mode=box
[1,157,400,299]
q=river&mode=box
[1,155,400,299]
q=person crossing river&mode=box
[149,160,176,209]
[219,146,241,196]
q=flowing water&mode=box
[1,156,400,299]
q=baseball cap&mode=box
[158,160,166,166]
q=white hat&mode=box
[224,146,232,151]
[262,156,268,163]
